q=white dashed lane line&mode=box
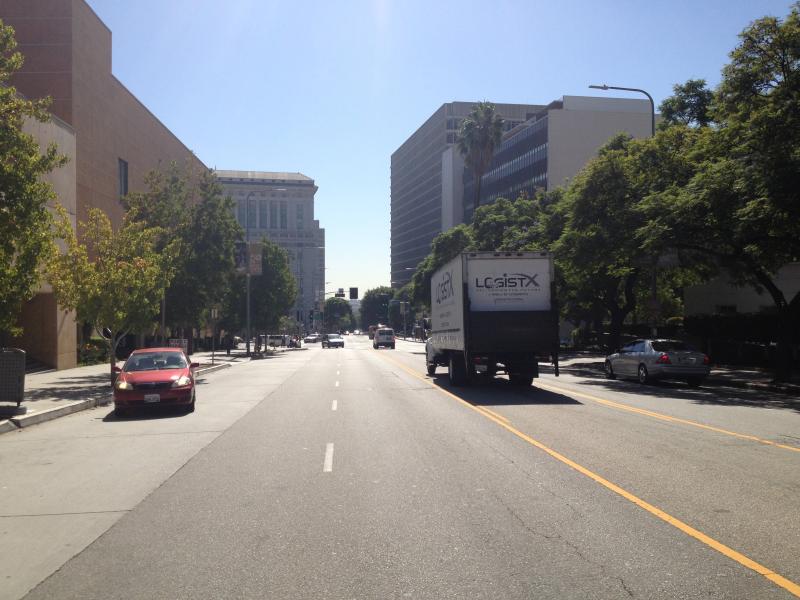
[323,443,334,472]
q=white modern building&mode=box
[215,171,325,330]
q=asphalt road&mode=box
[3,336,799,599]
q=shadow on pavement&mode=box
[102,405,192,422]
[552,365,800,413]
[21,373,112,405]
[430,374,581,407]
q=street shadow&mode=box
[549,364,800,413]
[102,405,192,422]
[20,373,112,405]
[429,373,581,407]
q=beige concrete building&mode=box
[464,95,654,221]
[14,116,78,369]
[215,171,325,331]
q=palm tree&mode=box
[457,101,504,215]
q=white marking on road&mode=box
[332,400,338,411]
[323,443,334,472]
[335,380,339,387]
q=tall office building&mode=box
[463,96,654,222]
[215,171,325,331]
[390,102,544,288]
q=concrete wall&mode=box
[684,264,800,315]
[440,146,464,231]
[547,96,652,190]
[14,116,78,369]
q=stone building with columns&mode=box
[215,171,325,332]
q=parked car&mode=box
[373,327,395,349]
[322,334,344,348]
[113,348,199,416]
[304,334,320,343]
[605,339,710,386]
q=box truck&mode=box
[425,251,559,386]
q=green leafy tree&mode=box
[658,79,715,128]
[642,4,800,379]
[0,20,68,341]
[457,101,504,214]
[47,208,176,379]
[360,286,393,330]
[553,134,650,352]
[324,297,353,332]
[163,170,241,334]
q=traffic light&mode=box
[349,287,358,300]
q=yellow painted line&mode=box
[536,381,800,453]
[376,352,800,599]
[479,406,511,423]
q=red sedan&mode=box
[113,348,199,417]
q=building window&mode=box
[118,158,128,197]
[237,200,246,227]
[270,201,277,228]
[296,203,304,229]
[280,201,287,229]
[247,197,256,229]
[259,199,267,228]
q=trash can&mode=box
[0,348,25,407]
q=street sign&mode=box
[248,242,262,276]
[168,338,188,353]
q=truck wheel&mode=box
[426,362,436,376]
[449,354,467,386]
[509,373,533,387]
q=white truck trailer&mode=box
[425,251,559,386]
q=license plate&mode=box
[143,393,161,403]
[475,365,488,372]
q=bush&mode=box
[79,339,108,365]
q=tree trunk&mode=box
[108,330,117,386]
[751,266,796,381]
[474,171,482,215]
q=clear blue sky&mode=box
[88,0,791,296]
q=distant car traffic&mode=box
[322,334,344,348]
[303,334,320,343]
[605,339,710,386]
[373,327,395,349]
[353,329,361,335]
[113,348,199,416]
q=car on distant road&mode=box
[373,327,395,349]
[605,339,710,386]
[303,334,320,343]
[113,348,199,416]
[322,334,344,348]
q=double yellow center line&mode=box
[376,352,800,598]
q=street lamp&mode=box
[589,83,658,335]
[588,84,655,137]
[244,191,255,356]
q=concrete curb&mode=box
[195,363,231,376]
[10,399,94,428]
[0,419,17,434]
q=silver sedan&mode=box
[605,339,710,387]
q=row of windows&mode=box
[233,189,309,198]
[236,199,302,230]
[497,116,547,153]
[484,173,547,205]
[482,143,548,186]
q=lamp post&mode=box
[244,191,255,357]
[589,83,658,335]
[589,84,655,136]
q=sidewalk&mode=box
[0,349,250,435]
[552,352,800,396]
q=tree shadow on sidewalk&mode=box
[20,373,112,405]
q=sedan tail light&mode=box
[655,353,671,364]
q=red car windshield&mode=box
[124,352,187,371]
